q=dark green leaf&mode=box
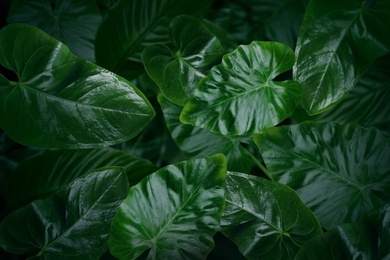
[294,0,390,115]
[109,154,227,259]
[254,122,390,230]
[142,15,226,106]
[95,0,213,80]
[293,55,390,137]
[0,167,129,259]
[7,0,102,62]
[296,204,390,259]
[180,41,302,137]
[221,172,322,260]
[206,0,308,48]
[159,94,258,173]
[3,147,157,212]
[0,24,155,149]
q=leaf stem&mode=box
[9,80,18,86]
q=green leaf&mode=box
[220,172,322,260]
[180,41,302,137]
[109,154,227,259]
[254,122,390,230]
[295,55,390,137]
[7,0,102,62]
[0,167,129,259]
[95,0,213,80]
[158,94,258,173]
[296,204,390,259]
[206,0,308,48]
[142,15,226,106]
[3,147,157,212]
[294,0,390,115]
[0,24,155,149]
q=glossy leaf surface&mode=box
[294,0,390,115]
[302,55,390,137]
[255,122,390,230]
[0,24,155,148]
[180,41,302,137]
[109,155,227,259]
[142,15,226,106]
[221,172,322,259]
[296,204,390,259]
[0,167,129,258]
[3,147,157,212]
[7,0,101,61]
[159,94,257,173]
[95,0,212,80]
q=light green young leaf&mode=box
[142,15,226,106]
[109,155,227,259]
[294,0,390,115]
[0,167,130,259]
[3,147,157,212]
[7,0,102,62]
[158,94,258,173]
[95,0,213,80]
[296,204,390,259]
[221,172,322,260]
[0,24,155,149]
[180,41,302,137]
[254,122,390,230]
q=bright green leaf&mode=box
[0,167,129,259]
[3,147,157,212]
[296,204,390,259]
[109,154,227,259]
[142,15,226,106]
[294,0,390,115]
[254,122,390,230]
[180,41,302,137]
[95,0,213,80]
[221,172,322,260]
[7,0,102,62]
[158,94,258,173]
[0,24,155,149]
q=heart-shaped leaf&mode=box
[7,0,102,61]
[296,204,390,259]
[0,167,129,259]
[95,0,213,80]
[158,94,258,173]
[142,15,226,106]
[3,147,157,212]
[180,41,302,137]
[294,0,390,115]
[254,122,390,230]
[109,154,227,259]
[0,24,155,148]
[221,172,322,260]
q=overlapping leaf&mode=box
[95,0,213,80]
[159,94,258,173]
[308,55,390,137]
[142,15,226,106]
[109,155,227,259]
[7,0,102,61]
[0,24,155,148]
[294,0,390,114]
[221,172,322,259]
[255,122,390,230]
[3,147,157,212]
[0,167,129,259]
[296,204,390,259]
[180,41,302,137]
